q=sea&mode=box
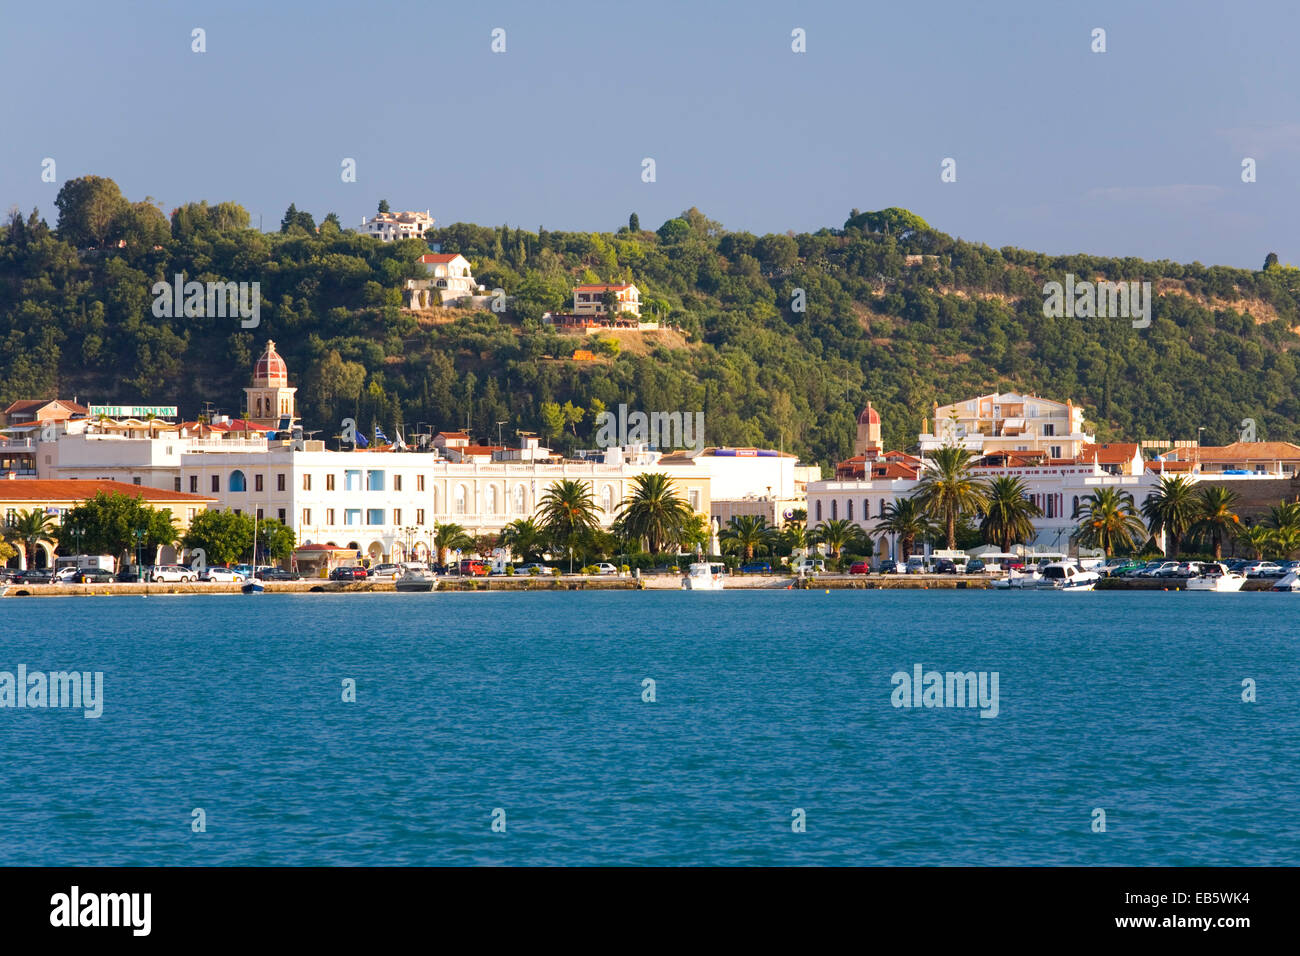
[1,590,1296,866]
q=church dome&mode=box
[253,340,289,387]
[857,403,880,425]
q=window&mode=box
[277,474,285,491]
[187,508,195,521]
[600,485,613,513]
[326,474,335,491]
[847,499,854,521]
[417,475,425,492]
[212,475,220,493]
[277,509,285,523]
[366,470,384,491]
[190,476,198,493]
[255,474,263,492]
[344,509,361,526]
[344,470,362,492]
[1050,446,1062,459]
[174,478,181,492]
[514,485,526,513]
[256,508,264,521]
[863,499,870,520]
[303,474,312,491]
[688,489,700,511]
[454,485,467,514]
[229,470,246,492]
[131,476,141,486]
[815,500,822,522]
[393,475,402,492]
[393,509,402,525]
[1071,496,1080,519]
[303,509,311,525]
[831,500,838,520]
[326,508,335,525]
[486,485,499,514]
[367,509,384,525]
[1042,424,1055,437]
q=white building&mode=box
[572,284,641,318]
[407,253,481,308]
[920,392,1094,460]
[359,210,435,242]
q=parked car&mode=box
[848,562,870,574]
[515,563,549,575]
[201,567,246,582]
[150,564,198,583]
[15,569,53,584]
[256,567,301,581]
[792,558,826,574]
[52,566,82,583]
[740,561,773,574]
[1244,561,1284,578]
[459,559,489,576]
[877,559,899,574]
[330,565,369,581]
[591,562,619,575]
[75,569,116,583]
[368,563,402,581]
[933,558,958,574]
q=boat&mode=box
[1271,570,1300,592]
[992,566,1042,590]
[241,579,265,594]
[242,512,264,593]
[395,563,437,592]
[682,559,725,590]
[1038,561,1100,591]
[1187,563,1247,592]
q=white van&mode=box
[792,557,826,574]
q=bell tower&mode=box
[243,340,297,429]
[854,402,881,457]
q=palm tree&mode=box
[980,476,1042,553]
[877,497,932,561]
[1234,524,1273,560]
[812,518,863,559]
[5,508,59,570]
[537,479,601,572]
[1073,487,1148,557]
[500,518,546,564]
[780,521,810,555]
[618,473,692,554]
[1141,475,1198,557]
[913,446,989,550]
[432,522,473,567]
[1187,486,1240,560]
[1265,501,1300,559]
[719,515,774,561]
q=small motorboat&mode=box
[241,579,265,594]
[1037,561,1100,591]
[395,563,437,592]
[993,567,1042,590]
[1271,570,1300,592]
[1187,563,1247,592]
[682,560,725,590]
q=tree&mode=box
[500,518,547,563]
[1141,476,1199,557]
[561,400,585,438]
[1073,487,1148,557]
[59,492,177,564]
[657,218,690,244]
[5,509,59,569]
[432,522,473,566]
[181,510,254,566]
[878,498,932,561]
[913,446,989,550]
[1264,501,1300,558]
[378,199,391,214]
[54,175,129,248]
[980,476,1042,552]
[719,515,774,561]
[280,204,316,234]
[537,479,601,572]
[844,207,931,237]
[618,473,692,554]
[256,517,296,562]
[1187,486,1240,560]
[0,537,15,566]
[811,518,864,559]
[628,212,640,232]
[538,401,565,444]
[1264,252,1279,270]
[1234,524,1273,560]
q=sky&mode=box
[2,0,1298,268]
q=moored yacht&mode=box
[682,560,725,590]
[1187,562,1247,592]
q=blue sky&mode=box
[2,0,1297,267]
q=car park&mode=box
[876,559,899,574]
[1245,561,1284,578]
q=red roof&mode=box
[0,479,216,503]
[857,404,880,425]
[419,253,463,264]
[3,399,89,417]
[573,284,635,292]
[1079,442,1140,464]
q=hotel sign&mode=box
[87,405,177,418]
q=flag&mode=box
[353,430,369,448]
[375,425,389,445]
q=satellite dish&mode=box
[783,509,794,520]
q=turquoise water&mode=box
[0,590,1296,866]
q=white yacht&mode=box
[1270,570,1299,592]
[395,562,437,592]
[992,566,1042,590]
[682,560,725,590]
[1037,561,1100,591]
[1187,563,1247,592]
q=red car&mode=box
[459,559,489,576]
[848,562,870,574]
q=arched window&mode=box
[514,485,527,513]
[229,470,246,492]
[486,485,498,514]
[454,485,467,514]
[1072,495,1080,518]
[863,499,870,521]
[601,485,615,513]
[847,499,854,521]
[815,500,822,522]
[831,500,838,520]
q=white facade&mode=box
[573,284,641,318]
[359,210,435,242]
[920,392,1094,459]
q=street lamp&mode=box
[496,420,508,448]
[133,527,147,581]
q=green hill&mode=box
[3,176,1298,471]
